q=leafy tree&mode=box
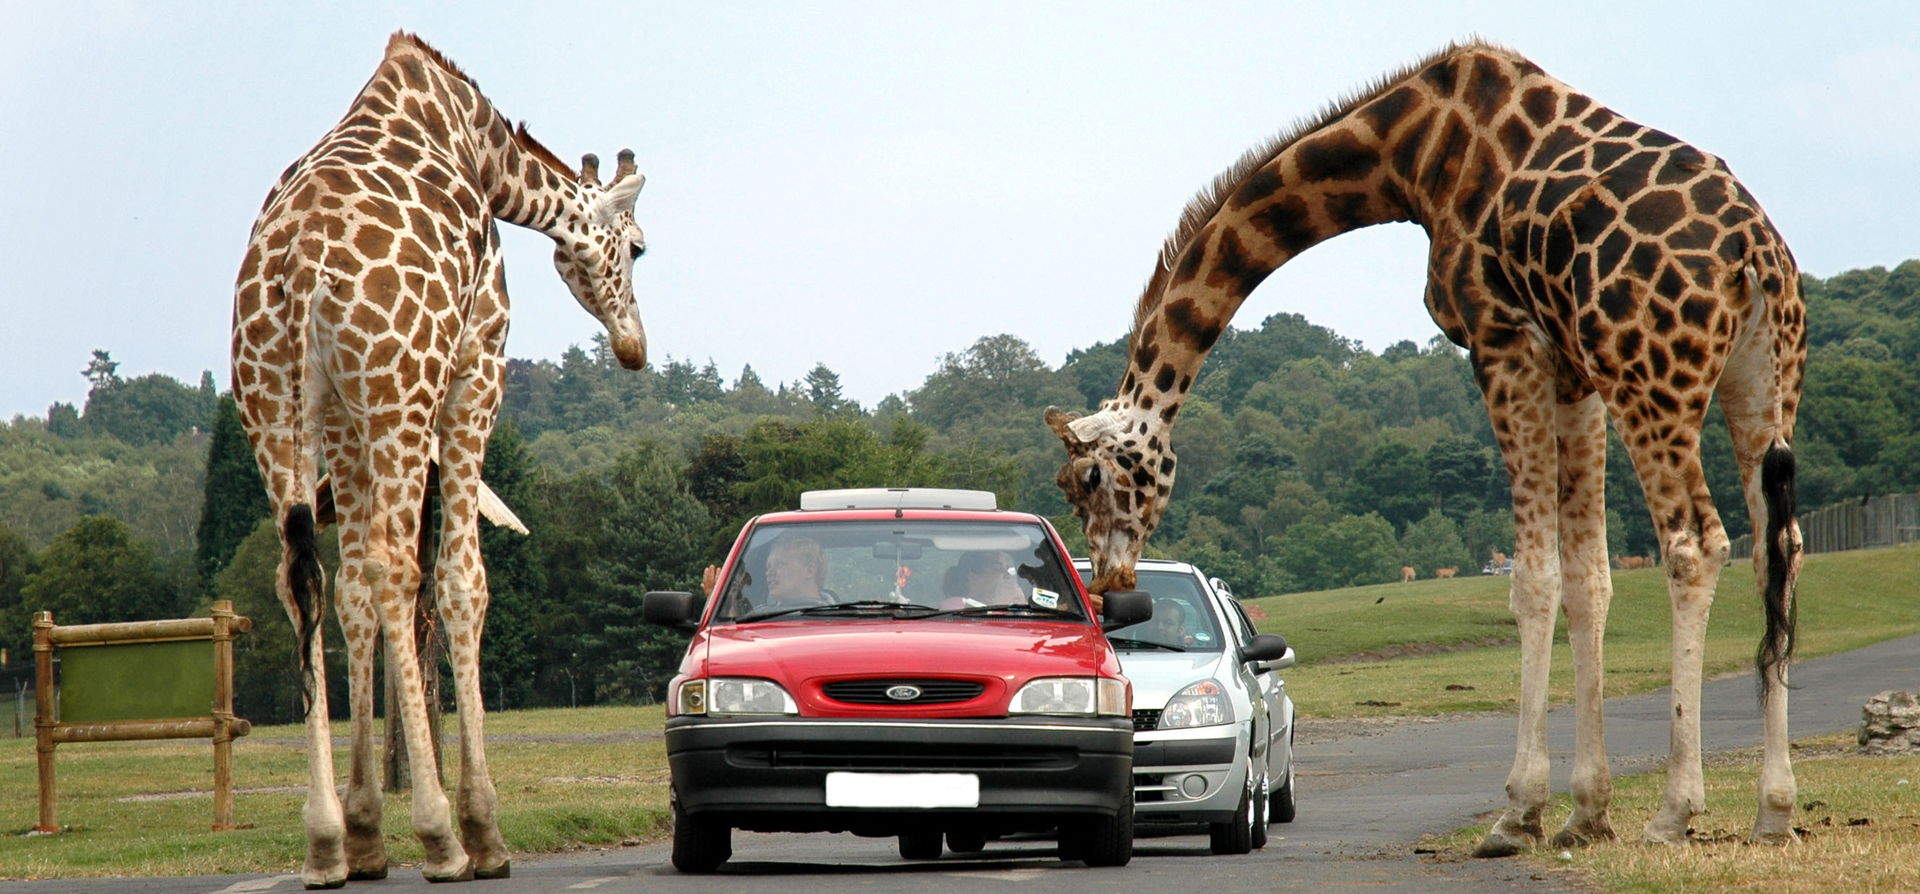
[1401,509,1471,576]
[84,372,214,446]
[21,516,182,625]
[1341,440,1431,533]
[195,396,269,597]
[0,524,40,658]
[476,420,548,710]
[1275,512,1400,591]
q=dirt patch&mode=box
[1295,711,1500,745]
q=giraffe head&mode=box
[1046,406,1175,595]
[554,148,650,370]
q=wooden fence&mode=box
[1730,492,1920,559]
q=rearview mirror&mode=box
[872,541,924,560]
[1100,589,1153,631]
[643,591,700,629]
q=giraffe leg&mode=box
[1618,417,1729,845]
[435,482,510,876]
[1472,341,1560,859]
[336,563,390,879]
[1719,324,1798,844]
[367,463,473,882]
[1552,393,1616,848]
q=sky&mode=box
[3,1,1916,421]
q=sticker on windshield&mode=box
[1031,588,1060,609]
[1194,631,1214,643]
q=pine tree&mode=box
[195,396,269,598]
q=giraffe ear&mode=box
[594,173,646,226]
[1067,409,1124,443]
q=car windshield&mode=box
[1103,569,1225,653]
[716,520,1085,623]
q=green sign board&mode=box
[60,640,214,723]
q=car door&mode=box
[1203,575,1268,764]
[1225,596,1284,777]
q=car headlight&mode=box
[1160,679,1232,729]
[1010,676,1129,717]
[676,678,798,716]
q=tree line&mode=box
[2,260,1915,720]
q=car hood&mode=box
[1114,649,1237,712]
[692,619,1121,716]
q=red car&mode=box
[644,488,1151,871]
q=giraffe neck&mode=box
[1110,44,1542,426]
[367,37,589,238]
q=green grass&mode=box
[1424,733,1920,893]
[1242,547,1920,717]
[3,546,1913,880]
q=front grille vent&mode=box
[822,679,985,705]
[1131,709,1162,731]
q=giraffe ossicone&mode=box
[231,31,649,887]
[1051,39,1804,855]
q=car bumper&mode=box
[1131,723,1246,823]
[666,715,1134,835]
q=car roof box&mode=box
[798,488,997,512]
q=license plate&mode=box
[824,772,980,808]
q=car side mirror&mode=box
[1099,589,1153,631]
[1242,633,1291,667]
[643,591,700,629]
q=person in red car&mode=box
[941,551,1025,609]
[763,536,829,607]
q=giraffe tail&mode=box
[1756,440,1799,697]
[284,501,326,715]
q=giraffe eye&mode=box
[628,242,646,261]
[1083,465,1102,490]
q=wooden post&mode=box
[210,600,247,831]
[33,611,58,833]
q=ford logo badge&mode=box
[885,685,922,701]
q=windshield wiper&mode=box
[1107,637,1188,652]
[735,601,937,623]
[920,603,1082,620]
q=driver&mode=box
[763,536,828,607]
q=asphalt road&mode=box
[9,632,1916,894]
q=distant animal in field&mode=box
[1401,565,1416,583]
[1435,567,1458,579]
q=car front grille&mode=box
[821,679,986,705]
[729,740,1075,771]
[1131,709,1161,731]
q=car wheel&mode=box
[1251,769,1271,849]
[669,793,730,873]
[1209,760,1256,855]
[946,830,987,854]
[1060,798,1134,867]
[1270,757,1297,824]
[898,829,943,860]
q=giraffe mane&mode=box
[1128,36,1520,337]
[384,31,577,182]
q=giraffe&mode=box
[1048,40,1805,855]
[231,32,648,887]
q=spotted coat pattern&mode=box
[1049,41,1805,854]
[231,32,648,887]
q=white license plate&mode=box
[824,772,980,808]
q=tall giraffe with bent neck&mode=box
[1050,41,1805,854]
[232,33,648,887]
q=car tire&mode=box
[669,793,731,873]
[1270,758,1297,824]
[1209,761,1256,855]
[946,830,987,854]
[1060,798,1134,867]
[1251,769,1271,850]
[898,829,943,860]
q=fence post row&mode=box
[1727,492,1919,560]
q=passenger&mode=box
[941,551,1025,609]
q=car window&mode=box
[716,520,1083,621]
[1107,570,1224,652]
[1227,599,1259,645]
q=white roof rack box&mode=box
[798,488,997,511]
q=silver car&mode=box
[1076,558,1296,854]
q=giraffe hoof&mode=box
[423,856,475,883]
[1551,823,1615,849]
[474,858,511,880]
[301,872,347,890]
[1748,825,1799,846]
[346,865,389,881]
